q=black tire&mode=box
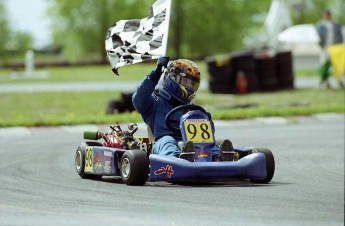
[120,150,149,186]
[209,80,234,94]
[75,142,102,180]
[255,57,278,91]
[250,148,275,183]
[121,92,136,112]
[106,100,117,114]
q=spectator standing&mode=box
[316,9,343,87]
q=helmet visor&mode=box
[169,72,200,91]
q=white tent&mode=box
[245,0,322,56]
[245,0,292,54]
[277,24,321,56]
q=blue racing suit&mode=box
[132,70,220,158]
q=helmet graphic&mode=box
[161,59,201,103]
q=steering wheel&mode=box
[165,104,211,132]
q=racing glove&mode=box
[149,56,169,82]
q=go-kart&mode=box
[75,104,275,186]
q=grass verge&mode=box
[0,88,344,127]
[0,61,316,84]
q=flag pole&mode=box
[161,0,171,56]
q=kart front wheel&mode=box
[120,150,149,186]
[250,148,275,183]
[75,143,102,180]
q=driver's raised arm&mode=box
[132,57,169,116]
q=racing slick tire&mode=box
[120,150,149,186]
[75,142,102,180]
[250,148,275,183]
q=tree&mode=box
[49,0,273,62]
[291,0,345,25]
[48,0,151,63]
[0,1,33,58]
[0,1,11,56]
[169,0,271,59]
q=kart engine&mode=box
[103,123,140,150]
[84,123,150,153]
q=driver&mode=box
[132,57,233,161]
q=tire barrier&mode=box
[205,51,294,94]
[275,51,294,89]
[255,55,278,91]
[205,54,234,94]
[231,51,259,93]
[106,92,136,114]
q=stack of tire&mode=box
[275,51,294,89]
[231,51,259,93]
[106,92,136,114]
[206,50,294,94]
[205,51,259,94]
[254,54,278,91]
[205,54,234,94]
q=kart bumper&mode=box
[83,146,125,176]
[149,153,267,181]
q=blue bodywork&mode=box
[149,152,267,181]
[148,109,269,181]
[83,109,269,182]
[84,146,268,181]
[180,110,216,162]
[83,146,124,176]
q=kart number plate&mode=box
[183,120,214,143]
[85,147,93,172]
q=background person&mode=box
[316,9,343,87]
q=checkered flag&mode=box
[105,0,171,75]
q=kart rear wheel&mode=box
[120,150,149,186]
[250,148,275,183]
[75,143,102,180]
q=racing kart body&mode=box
[75,104,275,185]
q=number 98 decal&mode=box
[85,147,93,172]
[184,121,214,143]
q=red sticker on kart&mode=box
[183,119,214,143]
[197,151,209,159]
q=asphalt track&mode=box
[0,114,344,226]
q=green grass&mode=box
[0,64,152,83]
[0,61,210,83]
[196,89,344,119]
[294,69,319,77]
[0,63,342,127]
[0,91,140,127]
[0,88,343,127]
[0,60,315,84]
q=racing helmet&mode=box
[161,59,201,103]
